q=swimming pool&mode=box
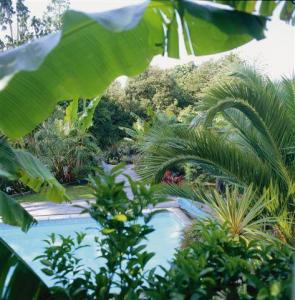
[0,211,184,285]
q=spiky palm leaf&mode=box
[200,185,276,241]
[137,123,273,189]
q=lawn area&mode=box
[16,185,94,203]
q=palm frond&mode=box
[137,124,272,190]
[201,65,295,151]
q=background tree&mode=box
[41,0,70,35]
[16,0,30,43]
[171,54,242,102]
[0,0,69,50]
[123,67,194,117]
[90,55,240,154]
[0,0,15,48]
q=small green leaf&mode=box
[40,259,52,267]
[41,268,54,276]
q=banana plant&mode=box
[0,0,287,230]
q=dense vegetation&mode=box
[93,54,240,150]
[0,1,294,299]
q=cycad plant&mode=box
[138,66,295,239]
[201,185,276,241]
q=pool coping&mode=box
[1,196,210,231]
[16,199,192,227]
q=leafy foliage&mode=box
[123,67,195,117]
[25,108,100,183]
[146,221,293,300]
[90,86,134,149]
[196,185,277,241]
[31,168,294,300]
[91,57,235,152]
[171,54,242,103]
[0,137,67,230]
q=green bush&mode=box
[91,85,134,149]
[25,108,100,183]
[91,56,240,153]
[36,165,160,299]
[147,221,293,300]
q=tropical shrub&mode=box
[102,140,137,164]
[0,1,294,296]
[194,185,277,242]
[0,0,266,230]
[25,108,100,183]
[90,88,134,149]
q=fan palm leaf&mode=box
[138,124,273,190]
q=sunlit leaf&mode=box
[0,1,269,138]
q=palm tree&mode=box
[137,66,295,238]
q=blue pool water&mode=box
[0,211,184,285]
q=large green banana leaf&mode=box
[0,0,272,138]
[0,238,51,300]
